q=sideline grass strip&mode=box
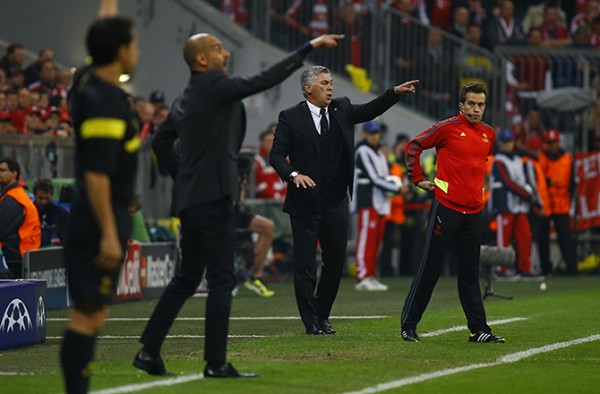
[344,334,600,394]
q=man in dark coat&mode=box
[270,65,418,335]
[134,32,344,378]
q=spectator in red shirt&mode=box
[24,48,55,86]
[28,59,68,106]
[0,43,24,79]
[538,4,571,47]
[254,123,287,202]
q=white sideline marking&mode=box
[47,315,389,322]
[0,372,33,376]
[421,317,528,337]
[47,334,268,340]
[90,373,205,394]
[344,334,600,394]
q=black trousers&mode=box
[140,199,236,363]
[401,199,490,333]
[539,213,577,275]
[289,197,348,329]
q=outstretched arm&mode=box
[309,34,345,49]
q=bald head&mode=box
[184,33,210,68]
[183,33,230,74]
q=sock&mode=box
[60,329,95,394]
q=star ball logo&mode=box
[37,296,46,328]
[0,298,33,333]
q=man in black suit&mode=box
[132,33,344,378]
[270,65,418,335]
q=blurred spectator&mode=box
[8,87,32,133]
[33,178,69,247]
[44,106,73,138]
[254,123,286,201]
[8,69,25,90]
[588,15,600,47]
[448,6,470,39]
[570,21,595,47]
[24,48,54,86]
[391,0,420,82]
[482,0,525,51]
[56,68,73,89]
[421,0,453,30]
[0,111,16,134]
[514,108,547,151]
[489,130,538,279]
[379,133,410,277]
[0,158,41,278]
[149,89,166,112]
[337,0,369,67]
[0,43,24,79]
[28,59,68,106]
[458,25,493,90]
[464,0,489,27]
[511,28,551,116]
[0,69,8,91]
[538,4,572,47]
[23,106,47,134]
[5,90,18,112]
[285,0,330,40]
[221,0,249,27]
[153,104,170,127]
[0,91,6,111]
[412,28,453,118]
[586,95,600,151]
[521,0,567,35]
[570,0,600,34]
[538,130,578,275]
[351,120,401,291]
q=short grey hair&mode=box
[300,66,330,98]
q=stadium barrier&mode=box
[0,279,46,350]
[22,242,178,310]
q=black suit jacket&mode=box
[152,51,306,214]
[270,89,402,217]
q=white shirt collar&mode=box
[306,100,328,135]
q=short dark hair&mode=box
[0,157,20,179]
[6,43,23,56]
[86,17,135,66]
[459,82,487,104]
[33,178,54,195]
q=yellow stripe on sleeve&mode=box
[81,118,127,140]
[434,177,448,194]
[124,135,141,153]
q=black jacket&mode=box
[270,89,402,217]
[152,48,308,214]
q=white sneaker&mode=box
[355,277,387,291]
[369,278,388,291]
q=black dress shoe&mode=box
[203,362,259,378]
[305,323,325,335]
[133,349,174,376]
[319,319,336,335]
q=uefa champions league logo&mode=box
[36,296,45,328]
[0,298,33,333]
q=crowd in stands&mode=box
[0,45,73,137]
[0,42,171,141]
[212,0,600,151]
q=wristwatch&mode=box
[289,171,299,181]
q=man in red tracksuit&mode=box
[401,82,505,344]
